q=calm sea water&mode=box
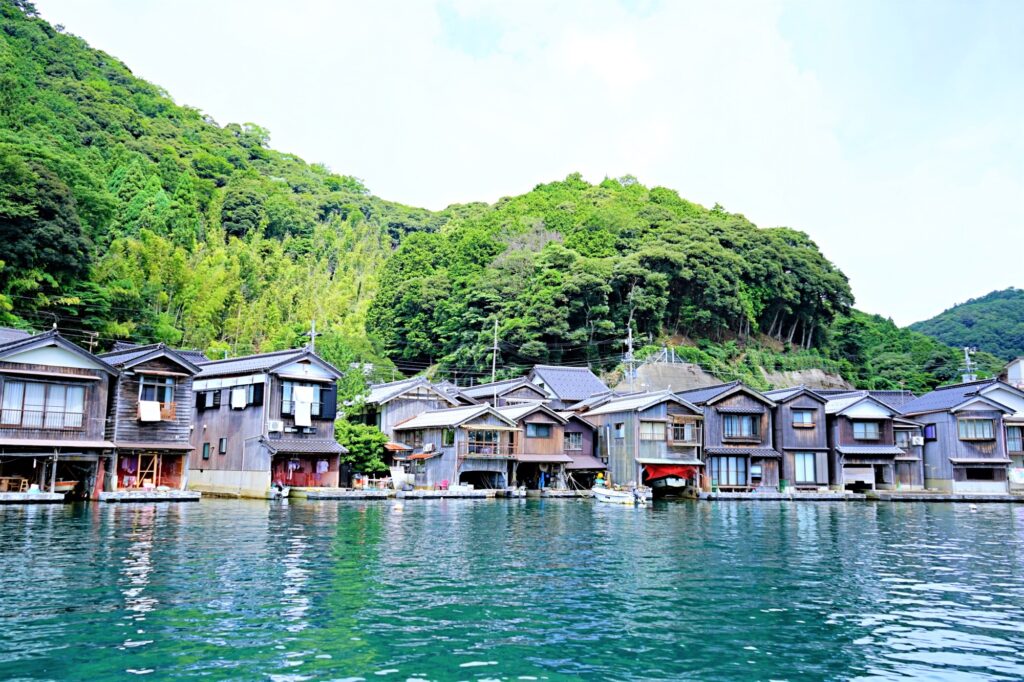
[1,499,1023,681]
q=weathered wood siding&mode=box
[563,417,595,457]
[834,416,894,447]
[772,396,828,485]
[189,384,266,472]
[381,396,453,438]
[704,393,773,448]
[0,361,109,444]
[921,410,1008,484]
[520,412,564,455]
[109,357,194,447]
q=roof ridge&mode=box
[199,347,305,365]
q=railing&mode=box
[667,425,702,447]
[457,442,516,458]
[0,409,84,430]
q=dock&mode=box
[294,488,393,500]
[396,489,495,500]
[0,491,66,504]
[541,489,592,498]
[100,490,201,503]
[700,491,865,501]
[872,491,1024,503]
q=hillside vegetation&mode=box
[909,288,1024,361]
[0,1,1002,395]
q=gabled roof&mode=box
[365,377,460,407]
[196,348,343,380]
[584,390,702,417]
[898,379,1018,416]
[676,381,775,408]
[100,343,201,375]
[0,327,32,345]
[392,404,518,430]
[460,377,546,401]
[0,330,118,375]
[565,391,620,412]
[528,365,609,402]
[110,341,209,365]
[816,389,917,410]
[825,392,897,417]
[762,385,826,404]
[558,411,597,430]
[433,380,480,404]
[495,402,567,424]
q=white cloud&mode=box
[34,0,1024,326]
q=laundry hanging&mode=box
[230,387,247,409]
[138,400,162,422]
[293,385,314,427]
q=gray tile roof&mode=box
[196,349,307,378]
[102,343,209,369]
[674,381,741,405]
[836,445,904,456]
[529,365,609,402]
[263,438,348,455]
[583,390,701,417]
[0,327,32,346]
[705,446,781,458]
[460,378,545,399]
[816,389,917,411]
[898,380,1003,415]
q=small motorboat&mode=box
[52,480,78,494]
[592,486,647,506]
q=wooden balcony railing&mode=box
[457,442,515,459]
[138,401,176,421]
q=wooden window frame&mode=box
[526,423,552,439]
[792,409,815,428]
[639,420,665,441]
[957,418,995,441]
[852,421,881,441]
[0,380,86,430]
[564,431,583,451]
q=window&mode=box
[639,421,665,441]
[1,381,85,429]
[406,430,424,449]
[467,429,500,454]
[526,423,552,438]
[792,410,815,427]
[613,423,625,439]
[710,456,748,487]
[1008,426,1023,453]
[853,421,880,440]
[218,437,227,454]
[199,389,221,410]
[964,467,996,481]
[923,424,937,441]
[795,452,816,484]
[723,415,759,439]
[894,430,912,449]
[564,431,583,451]
[958,419,994,441]
[139,376,175,403]
[281,381,322,416]
[442,428,455,447]
[202,442,211,460]
[671,422,697,443]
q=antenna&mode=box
[305,319,320,353]
[625,324,635,393]
[86,331,98,354]
[961,346,978,383]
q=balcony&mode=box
[457,442,515,459]
[667,425,702,447]
[138,401,176,421]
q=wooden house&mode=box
[676,382,779,492]
[356,378,462,455]
[99,343,200,493]
[459,377,548,406]
[391,404,519,489]
[559,411,604,487]
[528,365,609,410]
[495,403,572,489]
[763,386,830,490]
[188,348,347,498]
[899,379,1024,493]
[584,390,703,491]
[0,330,118,500]
[823,392,907,491]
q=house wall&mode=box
[519,412,564,455]
[919,409,1008,489]
[772,396,828,487]
[0,361,110,444]
[704,393,773,448]
[380,395,453,438]
[109,356,194,447]
[591,410,638,486]
[563,418,595,457]
[189,381,266,474]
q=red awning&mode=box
[384,442,412,452]
[407,452,440,461]
[644,464,697,481]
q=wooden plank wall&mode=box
[0,361,109,443]
[109,357,194,446]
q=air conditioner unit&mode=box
[911,436,925,446]
[268,419,284,433]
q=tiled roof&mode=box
[495,403,566,424]
[0,330,119,375]
[529,365,609,401]
[836,445,904,456]
[196,349,309,378]
[705,446,781,458]
[393,404,513,430]
[583,390,701,417]
[99,343,201,373]
[816,389,917,410]
[0,327,32,346]
[565,391,618,412]
[825,392,900,416]
[898,380,1003,416]
[674,381,741,405]
[367,377,423,404]
[565,453,607,470]
[263,438,348,455]
[460,378,544,399]
[763,385,826,404]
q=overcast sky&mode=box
[36,0,1023,325]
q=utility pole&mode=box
[491,318,499,405]
[86,331,98,354]
[625,324,635,393]
[961,346,977,383]
[306,319,320,353]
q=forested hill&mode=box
[0,0,441,361]
[909,288,1024,360]
[367,176,853,371]
[0,2,998,395]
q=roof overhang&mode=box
[706,384,776,409]
[0,332,119,376]
[950,396,1013,414]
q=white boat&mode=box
[592,486,647,505]
[269,484,290,499]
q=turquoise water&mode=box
[1,500,1024,681]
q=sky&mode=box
[35,0,1024,326]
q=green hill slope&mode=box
[909,288,1024,361]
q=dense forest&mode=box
[909,288,1024,361]
[0,1,1003,396]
